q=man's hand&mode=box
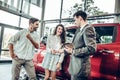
[8,44,18,59]
[26,34,32,40]
[64,46,73,54]
[26,33,39,49]
[10,52,17,59]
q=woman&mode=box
[42,24,66,80]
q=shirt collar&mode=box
[27,28,34,33]
[80,24,87,31]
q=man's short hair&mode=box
[29,18,39,24]
[73,10,87,20]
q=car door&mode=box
[90,24,120,80]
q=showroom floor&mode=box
[0,63,12,80]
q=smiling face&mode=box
[32,21,39,31]
[29,21,39,32]
[56,26,63,36]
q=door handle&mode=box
[99,49,114,54]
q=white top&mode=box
[46,35,62,53]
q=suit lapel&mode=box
[72,24,89,43]
[72,28,80,42]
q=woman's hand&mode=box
[51,49,57,54]
[58,49,64,53]
[56,63,61,71]
[51,49,64,54]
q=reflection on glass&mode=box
[100,36,112,44]
[95,26,114,44]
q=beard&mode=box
[33,27,38,31]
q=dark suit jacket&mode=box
[72,24,97,77]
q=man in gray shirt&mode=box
[8,18,40,80]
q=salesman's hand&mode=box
[64,46,73,54]
[58,49,64,53]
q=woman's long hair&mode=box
[53,24,66,44]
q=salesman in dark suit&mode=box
[64,10,97,80]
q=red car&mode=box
[33,23,120,80]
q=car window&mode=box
[66,28,77,43]
[95,26,116,44]
[42,25,116,45]
[66,26,116,44]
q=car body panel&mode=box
[33,23,120,80]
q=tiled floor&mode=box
[0,63,12,80]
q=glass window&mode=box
[21,0,42,18]
[44,22,75,38]
[61,21,74,28]
[1,28,19,59]
[30,4,41,19]
[62,0,115,18]
[65,26,115,44]
[44,23,59,36]
[0,10,19,27]
[2,28,18,49]
[22,0,30,14]
[20,17,29,28]
[94,0,115,13]
[1,0,22,11]
[95,26,114,44]
[62,0,81,18]
[44,0,61,20]
[1,51,11,60]
[31,0,41,7]
[13,0,22,11]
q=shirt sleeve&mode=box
[8,30,22,45]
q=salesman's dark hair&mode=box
[73,10,87,21]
